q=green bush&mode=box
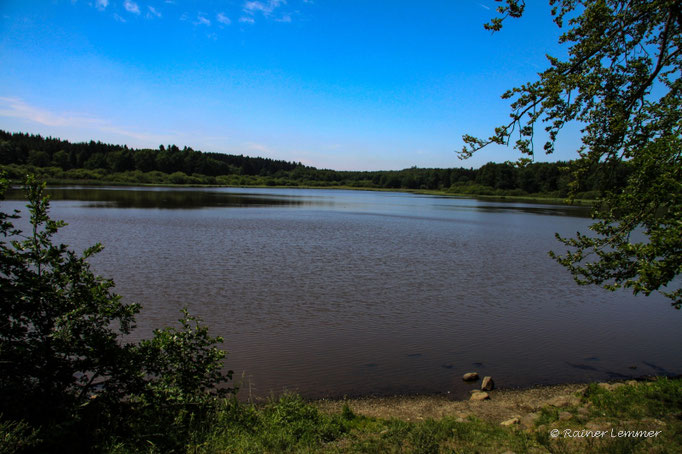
[0,174,235,452]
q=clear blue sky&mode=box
[0,0,580,170]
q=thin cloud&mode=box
[0,97,100,128]
[95,0,109,11]
[195,14,211,26]
[243,0,286,18]
[239,16,255,24]
[477,2,491,10]
[123,0,140,15]
[217,12,231,25]
[0,97,170,144]
[147,6,161,18]
[244,141,277,158]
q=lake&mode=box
[4,186,681,399]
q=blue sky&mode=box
[0,1,580,170]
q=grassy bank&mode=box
[8,377,672,453]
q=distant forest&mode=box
[0,130,630,198]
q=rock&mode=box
[500,417,520,426]
[559,411,573,421]
[576,406,591,417]
[641,417,667,427]
[462,372,479,381]
[481,376,494,391]
[520,412,540,428]
[546,395,579,407]
[597,382,612,391]
[586,421,610,431]
[610,383,625,390]
[469,391,490,401]
[626,380,638,386]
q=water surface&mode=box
[4,187,680,399]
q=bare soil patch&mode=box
[315,383,587,424]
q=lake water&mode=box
[4,186,681,399]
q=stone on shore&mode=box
[576,406,590,417]
[520,412,539,428]
[546,395,579,407]
[469,391,490,401]
[559,411,573,421]
[462,372,479,381]
[597,382,625,391]
[481,376,494,391]
[500,417,520,426]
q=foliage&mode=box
[137,309,234,404]
[82,378,682,454]
[0,418,39,454]
[0,173,234,451]
[0,174,140,428]
[1,129,635,196]
[461,0,682,307]
[193,379,681,454]
[0,130,299,177]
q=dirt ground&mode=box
[315,383,587,424]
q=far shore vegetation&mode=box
[1,130,617,203]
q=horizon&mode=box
[1,1,582,171]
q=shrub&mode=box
[0,174,234,451]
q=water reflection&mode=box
[5,186,592,217]
[6,187,311,209]
[431,199,591,218]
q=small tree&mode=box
[0,174,234,450]
[0,175,140,428]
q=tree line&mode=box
[0,130,629,198]
[0,130,300,177]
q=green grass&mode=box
[532,379,682,454]
[584,379,682,420]
[7,379,680,453]
[89,378,682,453]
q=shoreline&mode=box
[304,377,681,452]
[239,369,672,405]
[313,376,678,425]
[6,180,596,206]
[314,381,596,423]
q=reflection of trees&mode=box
[7,188,308,209]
